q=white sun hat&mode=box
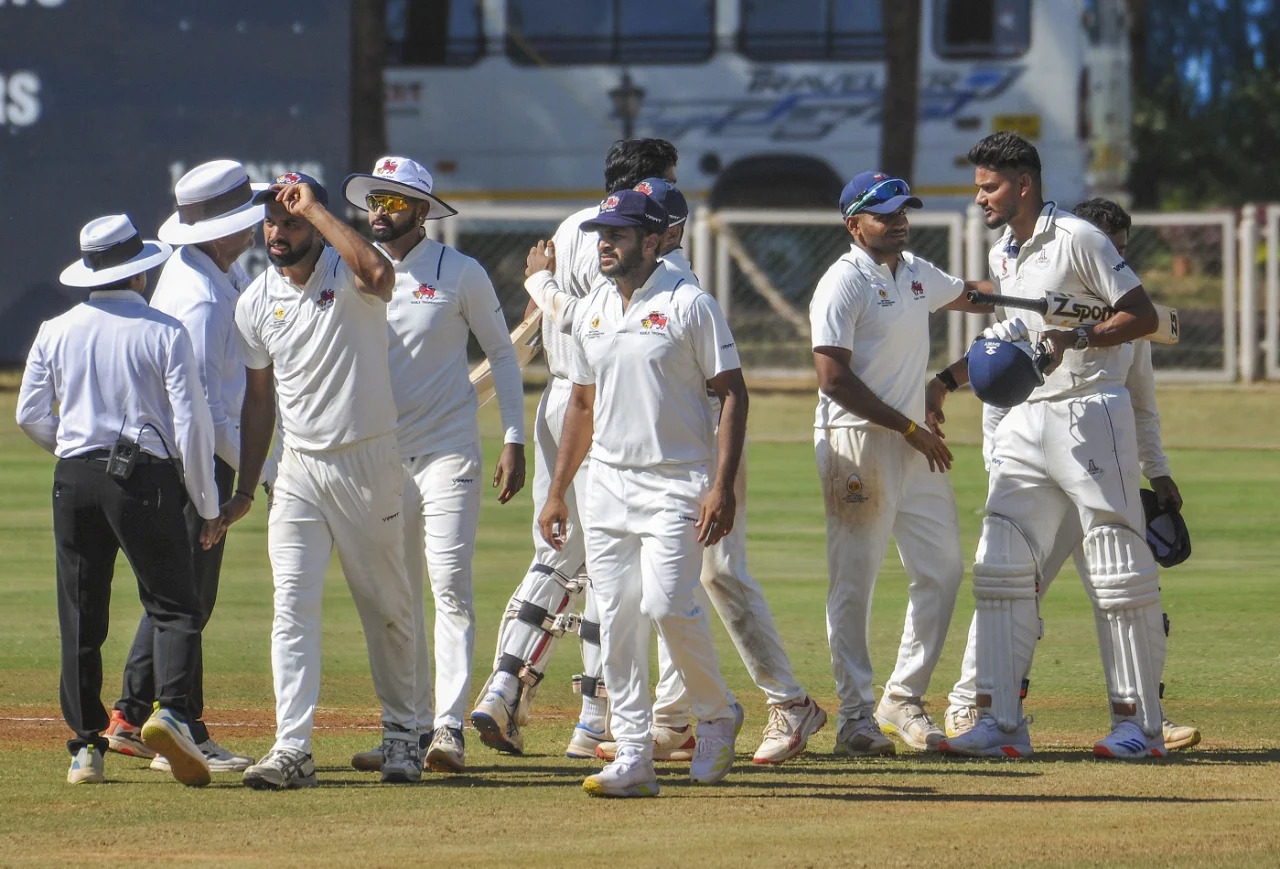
[341,155,457,219]
[59,215,173,288]
[157,159,266,245]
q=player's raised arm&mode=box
[275,182,394,301]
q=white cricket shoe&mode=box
[380,734,423,783]
[67,746,104,784]
[753,696,827,764]
[690,716,736,784]
[833,716,895,757]
[938,714,1033,758]
[565,723,609,759]
[943,704,980,738]
[150,737,253,773]
[243,748,318,790]
[583,747,659,798]
[1162,717,1201,751]
[874,696,944,751]
[1094,721,1166,759]
[596,724,695,762]
[140,707,211,787]
[470,691,524,755]
[424,726,465,773]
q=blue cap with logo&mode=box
[839,171,923,217]
[253,171,329,207]
[633,178,688,227]
[580,189,667,233]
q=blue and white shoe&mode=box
[67,746,104,784]
[1094,720,1165,759]
[471,691,524,755]
[565,723,609,759]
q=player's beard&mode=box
[599,235,646,280]
[267,234,314,267]
[372,215,418,243]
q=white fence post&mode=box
[963,204,989,345]
[1239,206,1259,382]
[714,218,732,317]
[691,203,712,286]
[944,210,966,361]
[1265,205,1280,379]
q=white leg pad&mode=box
[1083,525,1166,738]
[972,514,1040,731]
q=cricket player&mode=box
[539,190,744,797]
[470,139,682,760]
[936,132,1166,759]
[221,174,421,788]
[104,160,259,774]
[809,171,994,756]
[937,197,1199,751]
[339,156,526,775]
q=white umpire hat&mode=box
[59,214,172,288]
[158,160,266,245]
[341,155,458,220]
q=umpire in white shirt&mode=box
[105,161,261,773]
[341,156,526,775]
[17,215,221,787]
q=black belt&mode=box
[74,449,172,465]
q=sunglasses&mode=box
[366,192,413,213]
[844,177,911,217]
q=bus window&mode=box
[386,0,484,67]
[934,0,1030,59]
[507,0,713,65]
[739,0,884,62]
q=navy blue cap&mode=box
[839,171,922,217]
[966,337,1046,408]
[254,172,329,207]
[633,178,688,227]
[580,189,667,233]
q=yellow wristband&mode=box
[903,420,917,437]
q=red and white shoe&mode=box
[1094,721,1165,759]
[753,696,827,764]
[938,714,1033,758]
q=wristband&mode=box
[902,420,917,437]
[235,488,255,501]
[935,367,959,392]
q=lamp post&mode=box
[608,69,646,140]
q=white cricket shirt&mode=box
[809,244,964,429]
[150,245,244,469]
[568,260,740,468]
[236,245,398,452]
[542,204,607,379]
[17,290,220,519]
[384,236,524,458]
[989,203,1142,401]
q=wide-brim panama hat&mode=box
[342,155,457,220]
[60,214,172,288]
[158,159,265,245]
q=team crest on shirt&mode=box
[412,283,438,303]
[876,286,894,307]
[590,314,600,329]
[640,310,669,332]
[843,474,867,503]
[316,288,335,310]
[910,280,924,299]
[1000,257,1010,277]
[270,304,288,327]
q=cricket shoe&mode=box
[425,726,465,773]
[753,696,827,764]
[583,748,659,798]
[104,709,154,759]
[874,696,944,751]
[1162,717,1201,751]
[938,714,1033,758]
[140,707,210,786]
[566,723,610,758]
[833,716,895,757]
[67,746,104,784]
[243,748,318,790]
[470,691,524,755]
[350,742,385,772]
[150,737,253,772]
[380,733,423,783]
[690,715,736,784]
[1094,721,1165,759]
[596,725,695,762]
[943,704,980,739]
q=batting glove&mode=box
[982,317,1030,344]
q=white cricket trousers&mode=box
[267,433,417,754]
[652,440,805,728]
[584,458,732,758]
[815,426,964,730]
[402,444,482,731]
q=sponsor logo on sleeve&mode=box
[1113,260,1129,272]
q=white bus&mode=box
[384,0,1131,211]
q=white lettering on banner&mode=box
[0,71,41,126]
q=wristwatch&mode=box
[1074,326,1091,351]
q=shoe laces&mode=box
[762,704,794,740]
[383,737,414,765]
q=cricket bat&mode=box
[470,309,543,407]
[966,289,1180,345]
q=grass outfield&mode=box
[1,385,1278,867]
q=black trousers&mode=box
[53,454,201,754]
[116,456,233,743]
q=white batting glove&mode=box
[982,317,1030,344]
